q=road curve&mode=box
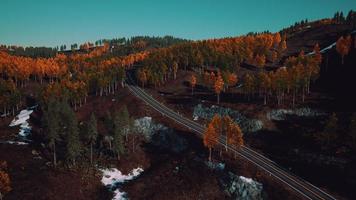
[126,77,337,200]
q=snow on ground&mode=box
[239,176,253,184]
[2,141,29,145]
[100,167,144,200]
[9,109,33,138]
[225,172,264,200]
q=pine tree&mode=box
[349,113,356,148]
[87,113,98,164]
[120,106,130,142]
[317,113,338,148]
[113,111,125,160]
[43,98,60,167]
[65,107,82,166]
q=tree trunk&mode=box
[341,55,344,65]
[217,94,220,104]
[90,143,93,164]
[53,142,57,168]
[132,136,135,153]
[325,53,329,72]
[264,94,267,105]
[209,147,212,162]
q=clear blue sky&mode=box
[1,0,355,47]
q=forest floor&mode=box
[142,64,355,200]
[0,84,301,200]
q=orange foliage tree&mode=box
[0,161,11,200]
[190,74,197,95]
[336,35,352,64]
[227,123,244,157]
[214,74,224,104]
[203,123,218,162]
[313,43,322,64]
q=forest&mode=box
[0,9,356,200]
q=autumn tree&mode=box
[273,32,282,48]
[203,123,218,162]
[0,161,11,200]
[243,74,255,101]
[313,43,322,64]
[227,72,238,89]
[270,51,278,63]
[336,36,352,64]
[254,54,266,68]
[227,123,244,157]
[214,74,224,104]
[258,72,271,105]
[137,69,147,87]
[172,61,178,80]
[190,74,197,95]
[87,113,98,164]
[222,115,233,151]
[278,39,287,55]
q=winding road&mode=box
[126,76,337,200]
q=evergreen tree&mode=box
[87,113,98,164]
[120,106,130,142]
[65,106,82,166]
[113,111,125,160]
[316,113,338,148]
[340,11,345,23]
[349,113,356,148]
[43,98,60,167]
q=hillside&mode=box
[1,11,356,200]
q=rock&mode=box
[32,150,39,155]
[223,172,264,200]
[267,107,325,121]
[193,104,263,133]
[205,161,225,171]
[134,117,167,140]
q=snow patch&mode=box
[239,176,253,184]
[100,167,144,200]
[9,109,33,138]
[3,141,29,145]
